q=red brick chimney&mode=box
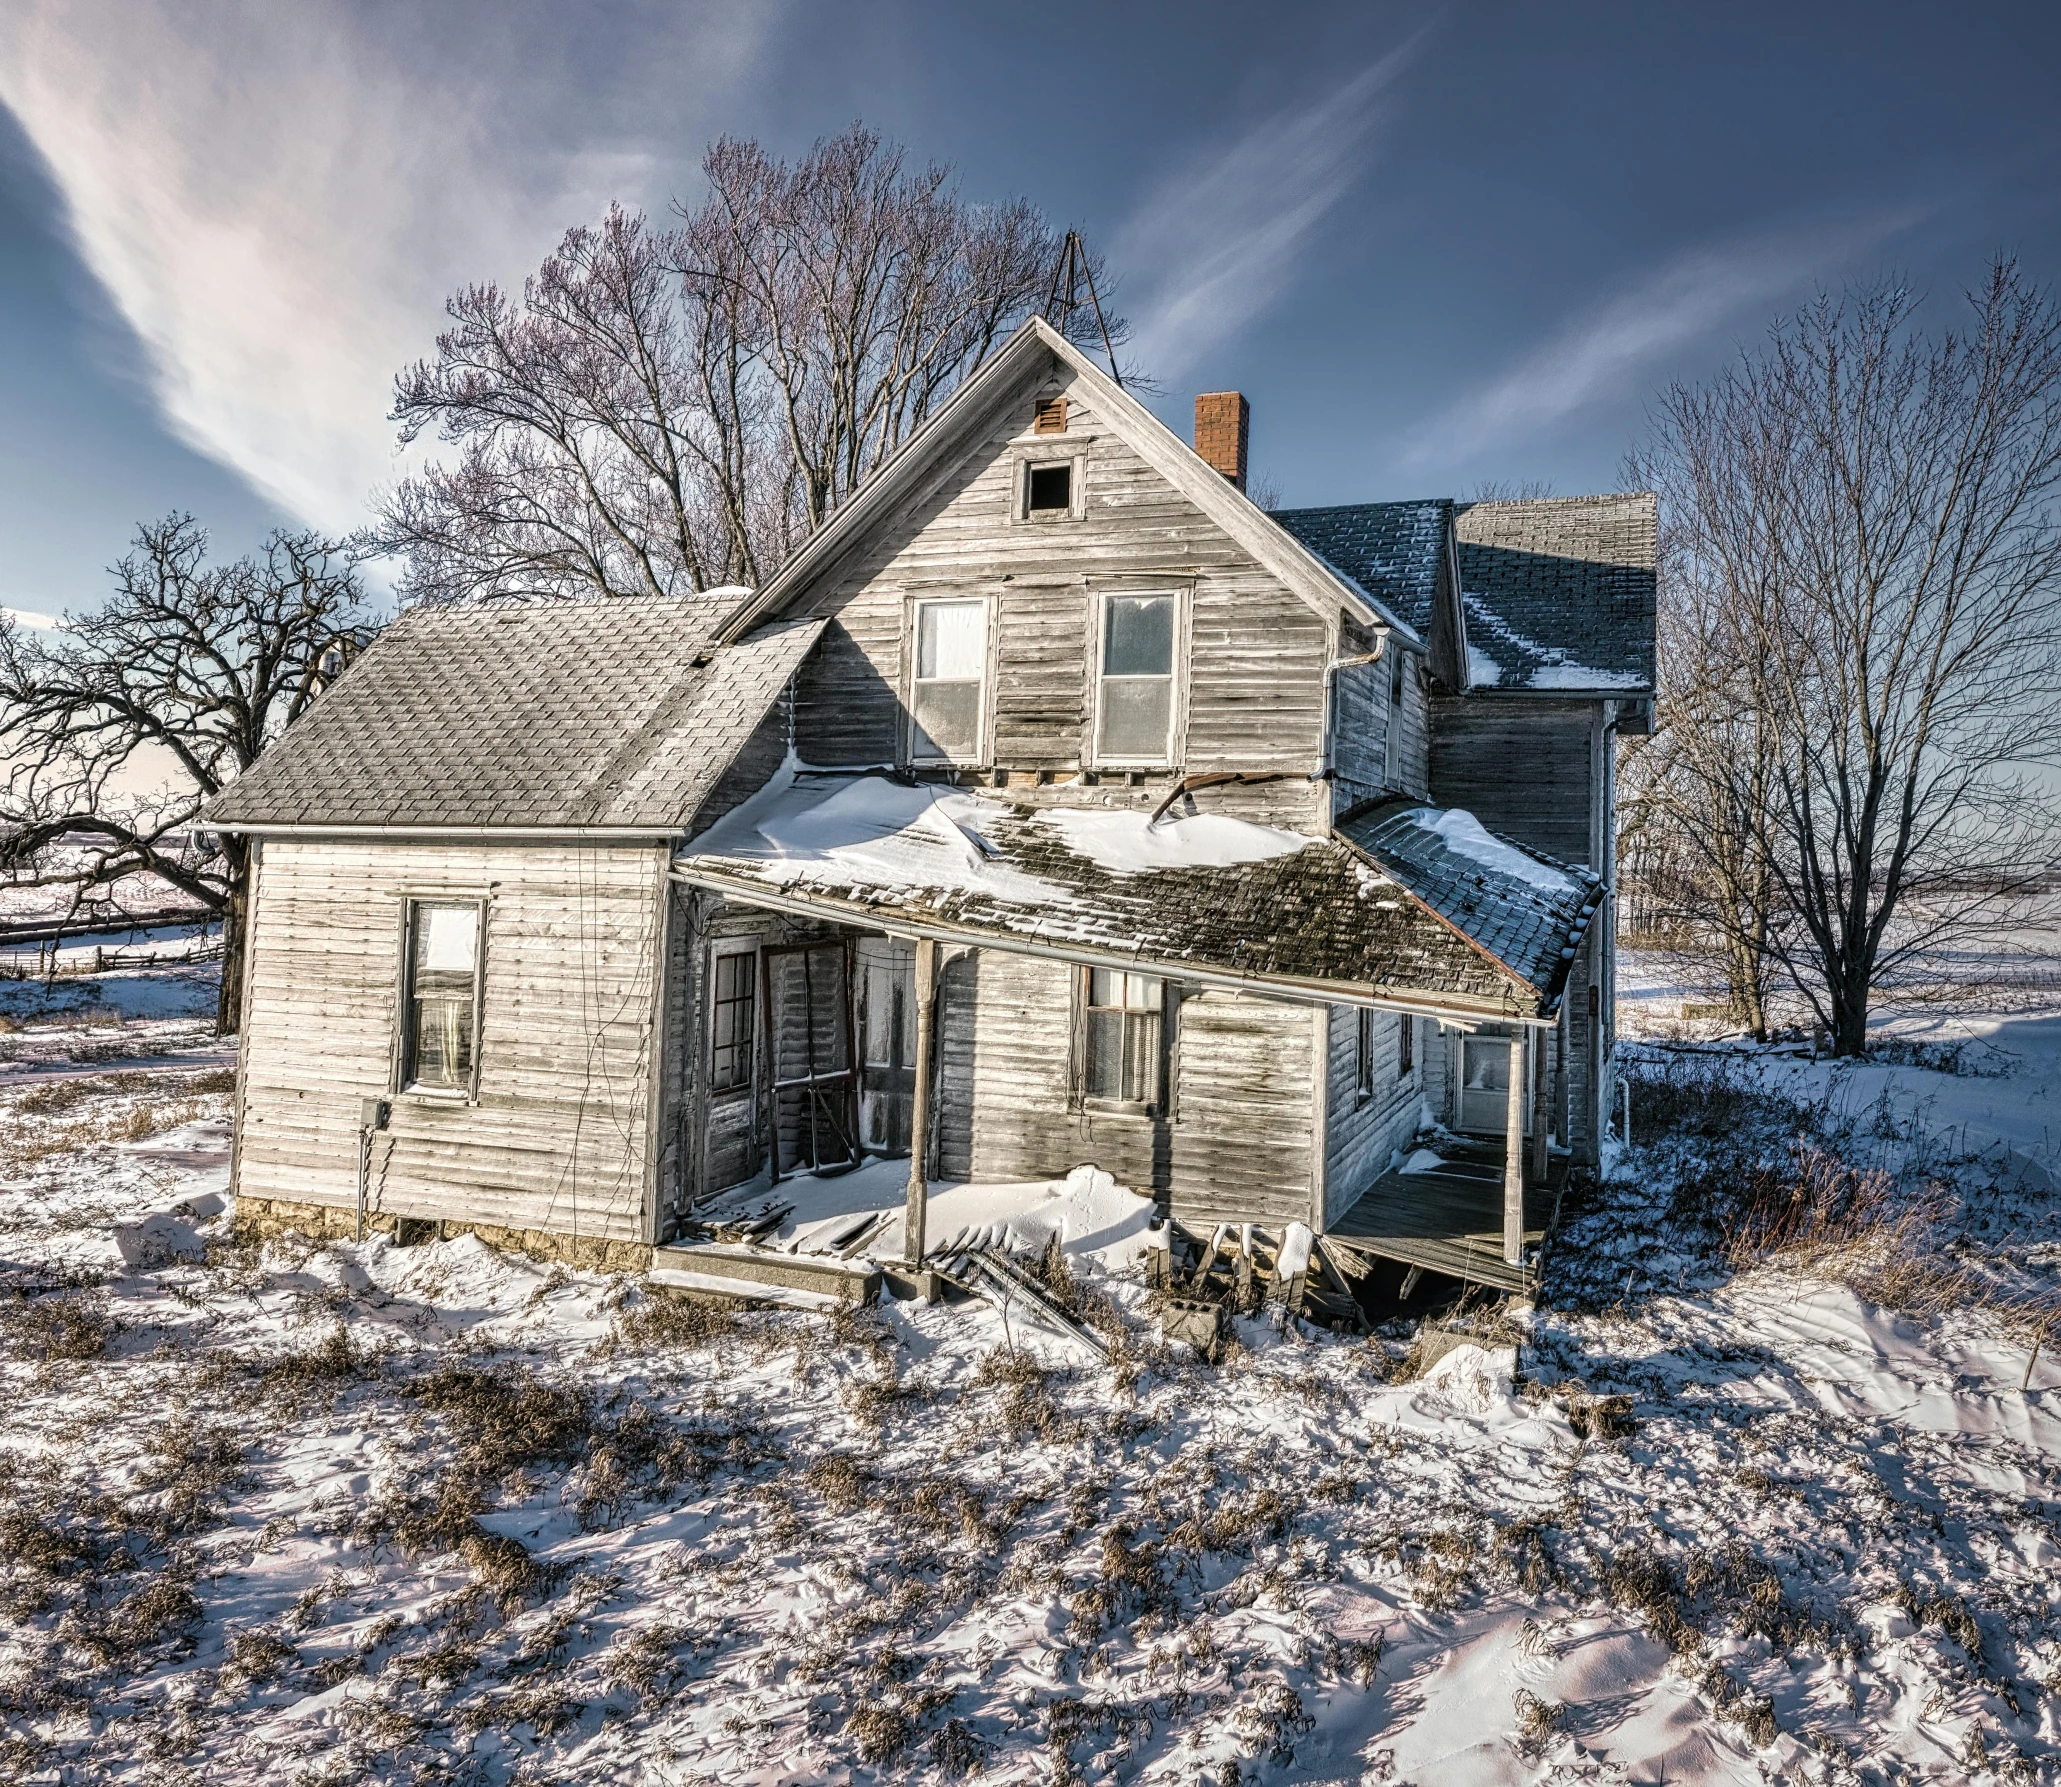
[1194,392,1249,491]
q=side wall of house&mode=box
[1428,693,1609,1164]
[787,354,1338,834]
[1319,1006,1432,1227]
[1331,626,1432,814]
[234,839,669,1244]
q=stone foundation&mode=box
[233,1194,655,1275]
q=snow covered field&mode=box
[3,961,2060,1784]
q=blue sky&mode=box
[2,0,2058,619]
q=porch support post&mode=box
[1531,1023,1550,1183]
[1503,1027,1527,1267]
[903,937,938,1265]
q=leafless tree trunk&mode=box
[1630,261,2061,1054]
[0,516,376,1033]
[381,124,1121,612]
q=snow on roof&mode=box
[680,772,1592,1018]
[1409,808,1575,895]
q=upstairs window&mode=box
[1384,645,1406,783]
[1033,395,1068,435]
[1096,592,1177,764]
[401,900,484,1094]
[1026,462,1073,514]
[1083,969,1165,1108]
[708,946,758,1095]
[910,598,987,762]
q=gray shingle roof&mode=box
[1454,494,1656,693]
[676,775,1593,1020]
[1269,500,1451,635]
[1271,493,1657,695]
[1339,802,1601,1002]
[204,599,824,831]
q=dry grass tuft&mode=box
[601,1289,737,1356]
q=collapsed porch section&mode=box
[660,769,1601,1293]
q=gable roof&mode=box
[1269,500,1451,637]
[1453,494,1657,694]
[204,598,823,835]
[673,772,1595,1021]
[1273,492,1657,696]
[717,315,1420,647]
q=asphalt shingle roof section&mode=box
[1454,494,1657,693]
[1270,500,1451,636]
[676,775,1588,1020]
[204,598,825,832]
[1338,802,1602,1004]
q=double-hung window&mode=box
[1083,968,1166,1108]
[708,946,757,1095]
[1095,592,1178,765]
[910,598,987,763]
[401,900,484,1094]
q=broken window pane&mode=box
[1027,462,1072,512]
[709,949,757,1094]
[1098,594,1176,763]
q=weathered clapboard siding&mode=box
[788,356,1335,807]
[933,949,1315,1227]
[235,840,669,1244]
[1427,695,1599,868]
[1320,1006,1428,1229]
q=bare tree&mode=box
[0,516,377,1033]
[1630,261,2061,1054]
[382,124,1122,610]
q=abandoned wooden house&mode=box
[203,315,1655,1302]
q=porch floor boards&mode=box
[1324,1138,1568,1296]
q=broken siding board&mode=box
[236,838,669,1245]
[788,355,1333,791]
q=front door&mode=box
[763,939,859,1177]
[1457,1036,1512,1135]
[856,937,917,1157]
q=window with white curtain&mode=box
[401,900,483,1093]
[910,598,987,762]
[1082,968,1166,1107]
[1095,592,1177,764]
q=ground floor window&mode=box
[1355,1007,1376,1101]
[401,899,483,1093]
[1399,1012,1415,1078]
[1083,968,1165,1107]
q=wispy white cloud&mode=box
[1407,213,1924,469]
[0,1,777,535]
[1112,41,1425,385]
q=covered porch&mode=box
[1325,1135,1569,1295]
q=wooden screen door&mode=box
[856,937,917,1157]
[762,940,858,1178]
[1457,1036,1512,1134]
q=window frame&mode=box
[706,938,761,1101]
[1012,451,1087,523]
[903,593,995,767]
[1075,966,1173,1116]
[1384,644,1407,785]
[1354,1006,1376,1104]
[393,895,488,1103]
[1398,1011,1416,1081]
[1089,587,1188,770]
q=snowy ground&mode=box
[3,964,2060,1785]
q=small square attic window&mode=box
[1027,462,1072,514]
[1033,395,1068,435]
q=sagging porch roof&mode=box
[671,772,1601,1024]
